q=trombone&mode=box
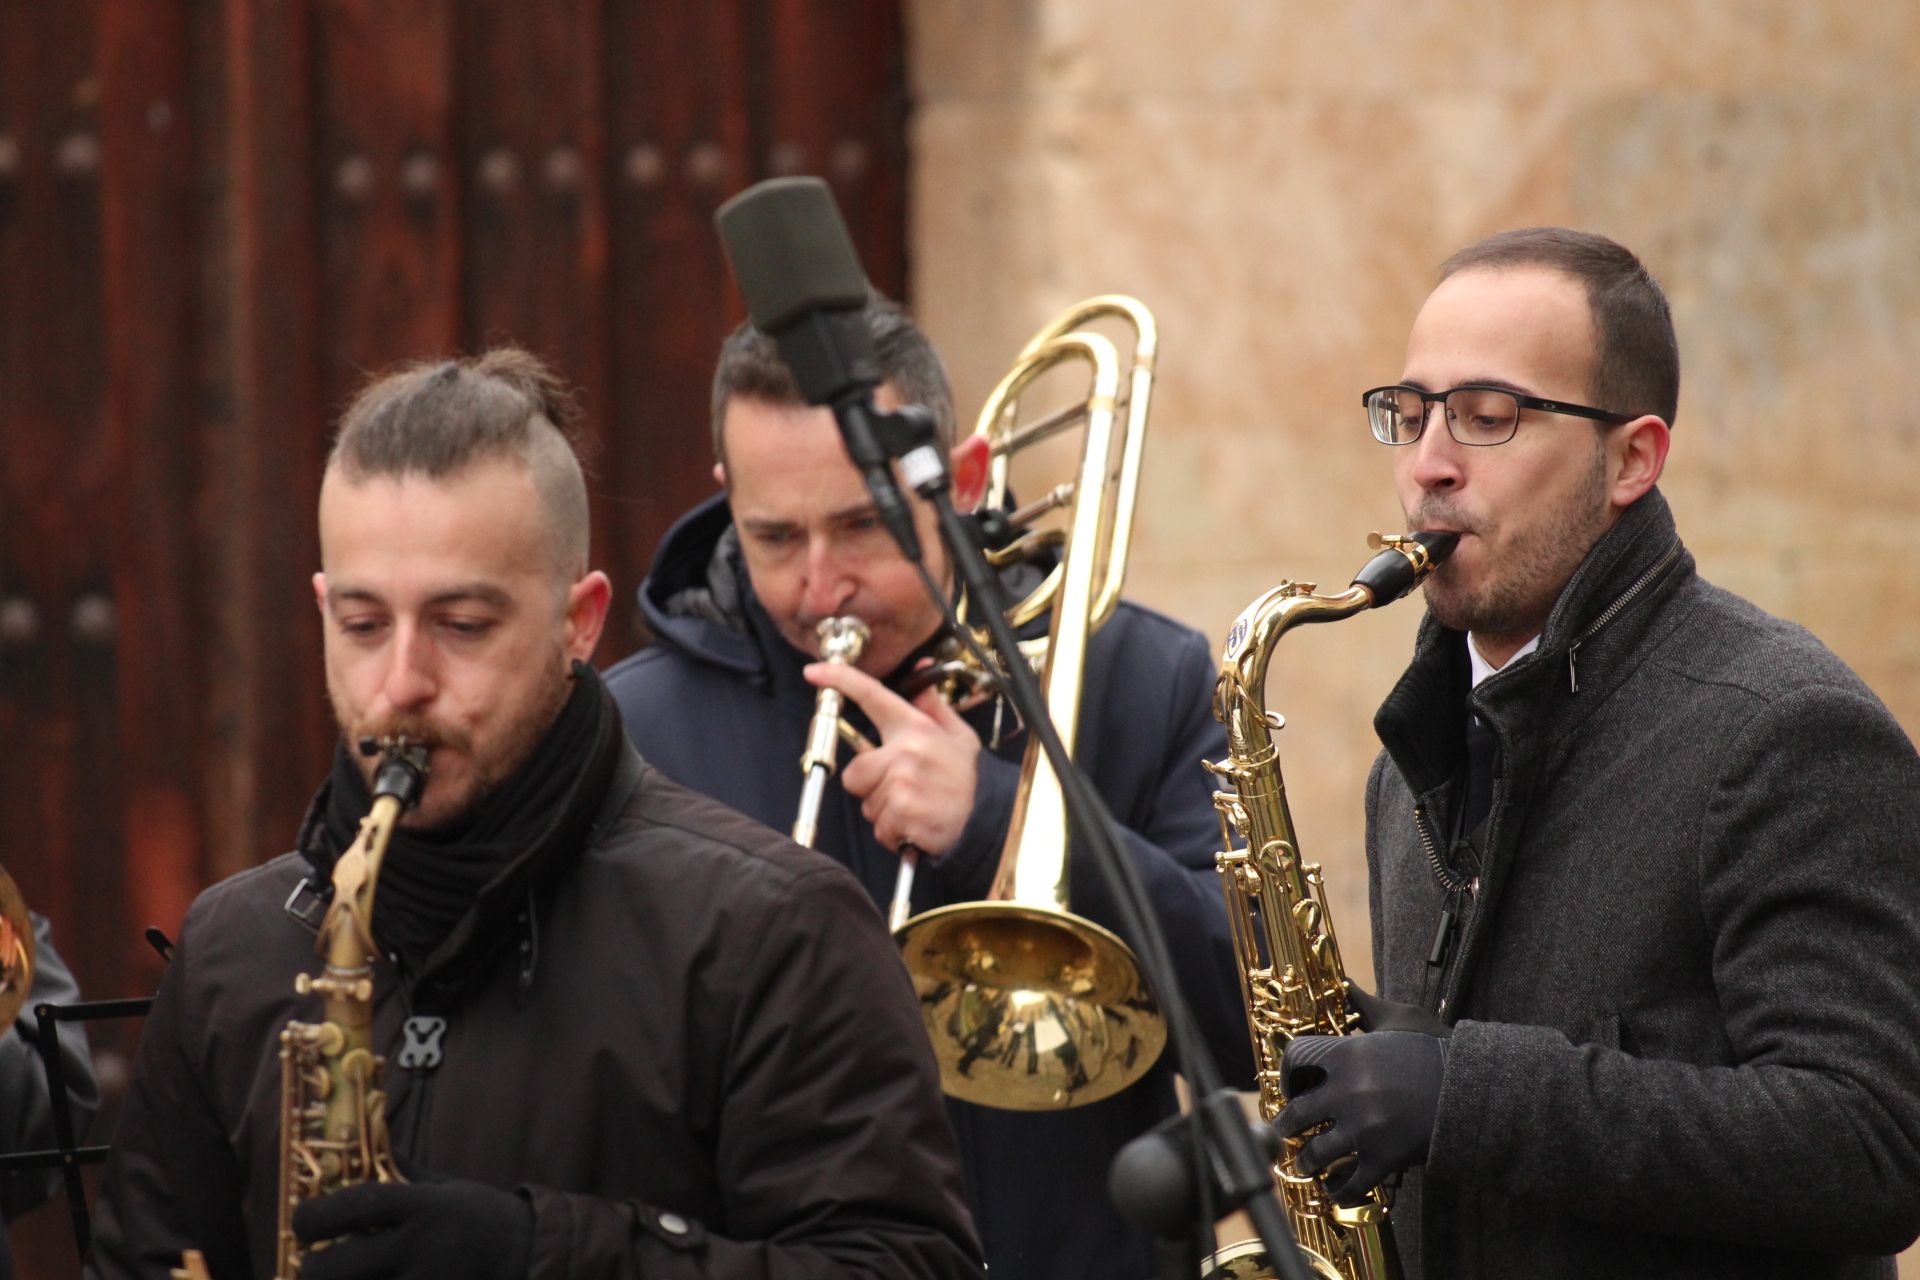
[792,617,871,849]
[892,295,1166,1110]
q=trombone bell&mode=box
[896,902,1165,1109]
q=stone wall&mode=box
[907,3,1920,1266]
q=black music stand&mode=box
[0,994,154,1267]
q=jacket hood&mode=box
[637,491,1054,693]
[638,493,765,678]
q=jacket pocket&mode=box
[1576,1012,1636,1054]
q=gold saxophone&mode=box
[1201,532,1455,1280]
[276,735,427,1275]
[177,736,428,1280]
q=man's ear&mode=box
[312,572,328,614]
[712,462,727,489]
[949,434,990,512]
[1610,415,1670,508]
[564,571,613,662]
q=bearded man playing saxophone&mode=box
[87,349,981,1280]
[603,296,1254,1280]
[1274,228,1920,1278]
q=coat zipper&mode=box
[1429,537,1682,1015]
[1434,813,1495,1019]
[1414,802,1471,895]
[1414,802,1479,1014]
[1566,541,1682,693]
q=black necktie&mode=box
[1462,713,1496,836]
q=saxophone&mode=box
[1201,532,1455,1280]
[173,736,426,1280]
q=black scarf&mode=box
[305,661,626,997]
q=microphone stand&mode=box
[854,399,1315,1280]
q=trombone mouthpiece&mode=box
[816,616,871,664]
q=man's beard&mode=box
[461,658,574,817]
[1417,444,1612,643]
[337,657,574,830]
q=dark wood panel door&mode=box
[0,2,907,1270]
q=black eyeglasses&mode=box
[1362,383,1633,447]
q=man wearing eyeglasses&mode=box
[1274,228,1920,1278]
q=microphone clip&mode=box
[833,396,947,563]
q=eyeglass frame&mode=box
[1361,382,1635,447]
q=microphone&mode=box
[714,176,925,561]
[1108,1106,1285,1238]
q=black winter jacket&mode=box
[1367,489,1920,1278]
[604,495,1254,1280]
[85,748,984,1280]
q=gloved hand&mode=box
[1344,980,1451,1038]
[292,1178,535,1280]
[1275,1030,1447,1207]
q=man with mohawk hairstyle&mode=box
[88,347,983,1280]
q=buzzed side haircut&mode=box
[708,294,956,467]
[327,348,592,583]
[1440,227,1681,428]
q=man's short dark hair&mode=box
[1440,228,1680,427]
[327,347,591,580]
[709,295,956,466]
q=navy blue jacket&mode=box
[605,495,1254,1280]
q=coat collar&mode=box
[1375,488,1692,802]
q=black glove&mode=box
[1344,980,1451,1038]
[1274,1030,1447,1208]
[293,1179,535,1280]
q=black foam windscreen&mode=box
[714,176,869,334]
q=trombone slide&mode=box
[792,617,870,848]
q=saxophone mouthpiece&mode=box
[365,736,431,809]
[1408,529,1460,563]
[1353,530,1460,607]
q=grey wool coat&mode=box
[1365,489,1920,1279]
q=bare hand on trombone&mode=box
[802,659,981,858]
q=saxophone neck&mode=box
[1213,531,1461,753]
[1215,582,1372,756]
[321,797,400,966]
[314,738,429,976]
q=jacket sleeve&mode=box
[1068,623,1253,1087]
[0,913,101,1222]
[1427,682,1920,1253]
[518,863,984,1280]
[83,906,252,1280]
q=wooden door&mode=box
[0,2,907,1269]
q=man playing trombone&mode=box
[604,296,1254,1280]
